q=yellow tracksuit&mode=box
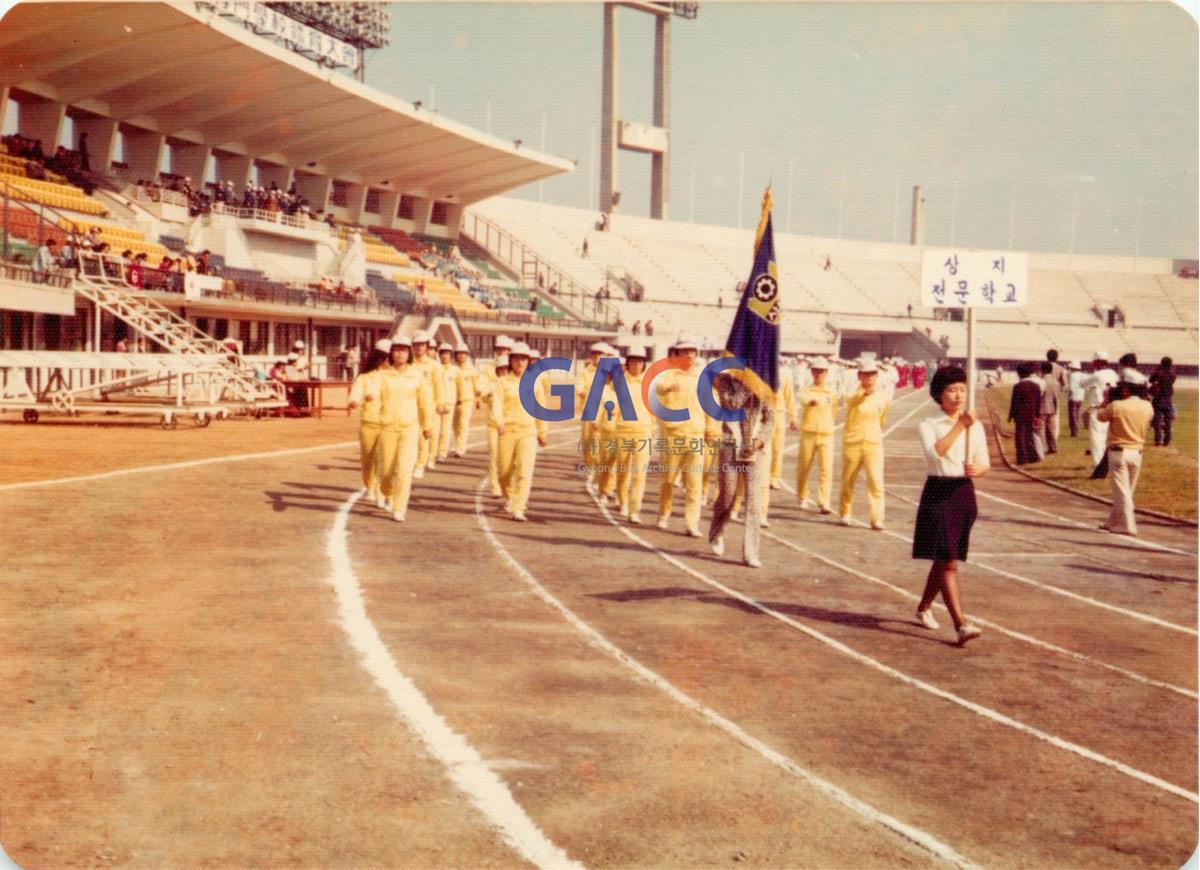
[453,363,478,456]
[614,371,654,517]
[656,366,707,530]
[477,370,503,495]
[797,383,839,508]
[839,389,888,526]
[411,356,445,471]
[576,361,599,480]
[771,366,799,487]
[489,371,548,516]
[594,381,619,497]
[350,369,385,496]
[436,359,457,459]
[377,365,431,519]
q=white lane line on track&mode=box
[760,528,1197,700]
[328,486,581,870]
[0,440,361,491]
[779,476,1197,637]
[588,493,1199,805]
[473,477,980,870]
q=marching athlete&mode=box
[478,352,510,497]
[656,335,706,537]
[577,342,605,489]
[839,357,889,530]
[436,341,458,461]
[347,339,392,508]
[375,336,432,523]
[593,351,620,505]
[451,342,478,457]
[614,346,654,523]
[796,356,838,513]
[769,358,799,490]
[410,330,447,476]
[489,342,548,522]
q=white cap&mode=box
[674,334,699,350]
[510,341,532,357]
[588,341,607,353]
[413,330,432,344]
[374,339,392,353]
[287,352,298,361]
[391,334,413,348]
[626,345,649,359]
[1093,350,1109,362]
[1121,368,1146,384]
[293,339,305,349]
[438,342,453,353]
[495,354,510,368]
[455,342,470,353]
[495,334,514,349]
[857,357,879,374]
[809,356,830,370]
[1069,359,1082,370]
[529,348,541,359]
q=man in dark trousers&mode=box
[1149,357,1176,446]
[1008,362,1042,464]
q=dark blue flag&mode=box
[724,187,780,403]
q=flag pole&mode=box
[965,306,976,456]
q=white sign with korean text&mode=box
[919,249,1029,309]
[202,0,361,70]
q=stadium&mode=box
[1,2,1197,868]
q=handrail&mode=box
[460,208,618,326]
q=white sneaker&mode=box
[871,522,885,531]
[711,536,725,556]
[759,518,770,529]
[427,461,437,470]
[512,512,527,522]
[916,608,939,630]
[374,492,386,509]
[685,526,702,538]
[619,505,630,519]
[745,555,762,568]
[383,499,394,513]
[818,505,833,515]
[437,454,448,462]
[629,513,642,525]
[392,512,406,523]
[839,515,853,526]
[491,487,503,498]
[731,510,742,522]
[770,481,782,491]
[413,467,425,480]
[957,624,982,646]
[657,516,670,530]
[800,498,815,510]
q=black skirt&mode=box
[912,476,977,561]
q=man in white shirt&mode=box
[1082,351,1119,469]
[1066,360,1086,437]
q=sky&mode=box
[364,1,1198,260]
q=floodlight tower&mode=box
[601,1,697,220]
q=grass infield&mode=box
[985,384,1197,521]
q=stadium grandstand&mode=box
[0,0,1195,428]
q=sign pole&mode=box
[965,306,976,456]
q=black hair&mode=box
[1046,349,1059,362]
[929,365,966,404]
[1016,362,1035,379]
[362,348,388,374]
[1160,357,1173,369]
[1118,352,1138,368]
[1040,361,1053,374]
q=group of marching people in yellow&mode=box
[350,328,892,534]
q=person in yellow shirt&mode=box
[1096,370,1155,536]
[839,358,889,529]
[577,342,605,489]
[347,339,392,508]
[451,341,478,457]
[770,359,799,490]
[435,341,458,462]
[477,353,510,497]
[374,335,432,523]
[489,341,548,522]
[656,335,707,537]
[796,357,838,514]
[612,346,655,523]
[410,330,448,476]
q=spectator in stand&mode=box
[270,358,288,382]
[58,235,76,271]
[529,296,538,313]
[632,320,641,335]
[823,255,831,271]
[77,131,90,172]
[1008,362,1042,465]
[645,321,654,337]
[1097,371,1154,536]
[1066,360,1085,437]
[196,250,211,276]
[32,238,57,283]
[1149,357,1177,447]
[1038,361,1060,455]
[127,253,144,289]
[159,255,175,273]
[598,212,608,231]
[582,237,589,258]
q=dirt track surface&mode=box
[2,388,1196,868]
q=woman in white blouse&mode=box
[913,365,990,646]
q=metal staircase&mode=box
[74,253,286,409]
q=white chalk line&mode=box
[587,490,1199,805]
[327,487,581,870]
[759,528,1197,700]
[473,476,979,870]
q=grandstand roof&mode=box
[0,2,574,203]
